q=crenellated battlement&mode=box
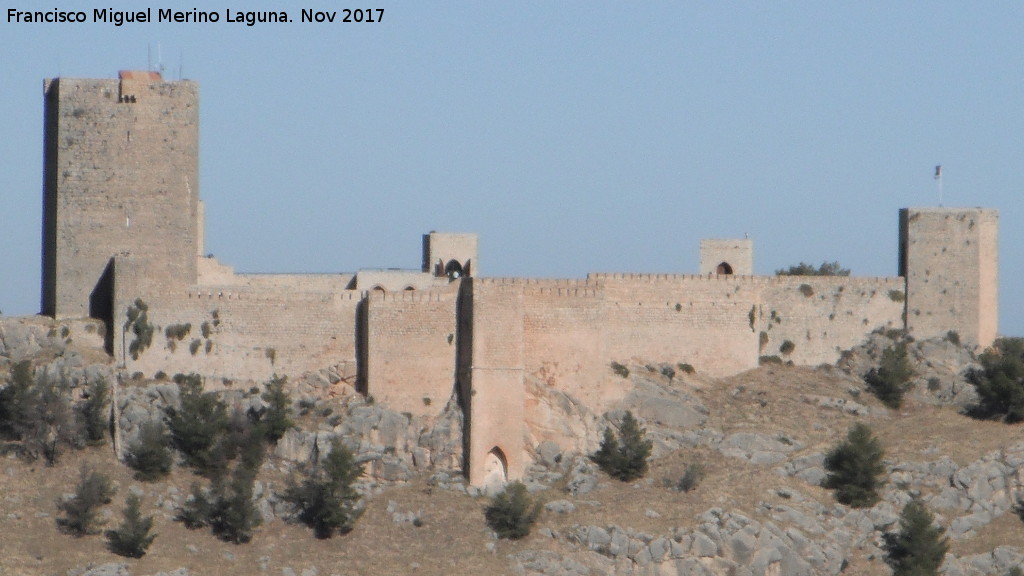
[41,71,998,490]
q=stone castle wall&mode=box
[40,72,999,488]
[43,76,199,319]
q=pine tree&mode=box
[864,341,914,409]
[822,422,886,507]
[484,481,541,539]
[165,374,228,474]
[106,494,157,558]
[884,498,949,576]
[57,466,116,536]
[255,375,294,443]
[284,438,364,538]
[126,420,173,481]
[79,378,110,446]
[592,411,652,482]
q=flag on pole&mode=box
[934,165,942,180]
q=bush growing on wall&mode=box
[124,299,154,360]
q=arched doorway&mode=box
[482,447,508,494]
[445,259,464,280]
[716,262,733,275]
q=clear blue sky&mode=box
[2,2,1021,335]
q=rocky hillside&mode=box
[1,317,1023,576]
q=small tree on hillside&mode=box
[484,481,541,539]
[883,497,949,576]
[284,438,364,538]
[126,420,173,481]
[57,466,116,536]
[864,341,914,409]
[0,360,34,438]
[79,378,110,446]
[253,375,293,443]
[967,337,1024,422]
[822,422,886,508]
[165,374,228,474]
[106,494,157,558]
[592,411,653,482]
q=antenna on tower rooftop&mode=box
[934,165,943,206]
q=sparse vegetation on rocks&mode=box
[775,261,850,276]
[822,422,886,508]
[592,411,652,482]
[967,337,1024,422]
[105,494,157,558]
[57,466,116,536]
[484,481,541,540]
[283,438,364,538]
[883,497,949,576]
[864,341,913,409]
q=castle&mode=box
[41,71,998,487]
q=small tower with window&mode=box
[699,238,753,276]
[422,232,478,280]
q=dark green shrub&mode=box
[610,362,629,378]
[883,497,948,576]
[780,340,796,355]
[106,494,157,558]
[775,261,850,276]
[253,375,294,443]
[822,423,886,508]
[79,378,110,446]
[166,374,228,474]
[284,438,364,538]
[661,366,676,382]
[888,290,905,303]
[864,341,913,409]
[177,483,213,529]
[57,466,116,536]
[21,374,80,464]
[798,284,814,297]
[484,481,541,540]
[208,466,261,544]
[677,363,695,374]
[759,355,783,365]
[124,299,154,360]
[675,463,705,493]
[967,337,1024,422]
[592,411,652,482]
[126,420,173,481]
[0,360,34,438]
[945,330,961,346]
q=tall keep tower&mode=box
[900,207,998,348]
[42,71,200,320]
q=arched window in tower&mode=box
[716,262,733,275]
[483,446,508,490]
[445,259,464,280]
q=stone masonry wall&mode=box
[44,76,199,318]
[365,287,460,417]
[114,257,361,384]
[757,276,905,366]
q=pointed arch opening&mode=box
[482,446,508,491]
[716,262,733,275]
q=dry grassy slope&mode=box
[1,358,1023,575]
